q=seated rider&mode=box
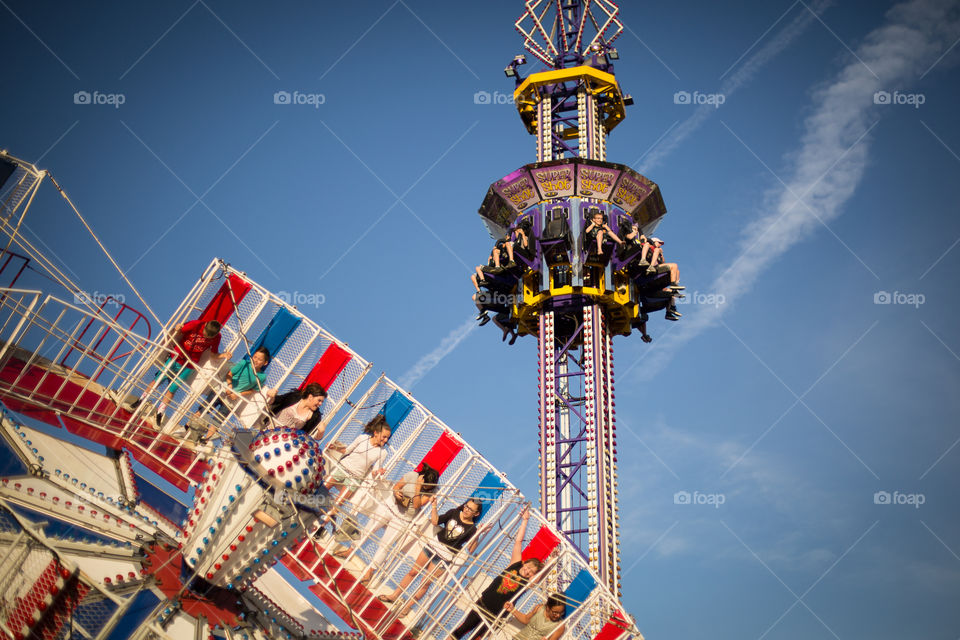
[622,222,652,266]
[191,346,272,440]
[449,507,540,640]
[266,382,327,437]
[584,211,624,255]
[352,463,441,585]
[127,319,232,428]
[643,238,684,321]
[505,594,567,640]
[471,237,509,294]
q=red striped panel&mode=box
[1,558,58,636]
[36,579,88,640]
[522,526,561,562]
[593,612,631,640]
[417,431,464,474]
[0,356,203,490]
[280,553,312,581]
[301,344,352,390]
[199,274,251,325]
[307,558,413,640]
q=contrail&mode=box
[636,0,834,174]
[635,0,960,379]
[398,315,478,389]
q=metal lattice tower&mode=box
[476,1,670,599]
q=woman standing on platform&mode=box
[378,497,488,617]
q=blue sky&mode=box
[2,0,960,638]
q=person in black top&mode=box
[379,497,488,617]
[449,507,541,640]
[584,211,624,255]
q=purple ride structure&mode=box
[0,7,651,633]
[473,0,675,598]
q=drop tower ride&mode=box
[475,1,672,599]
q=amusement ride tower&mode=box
[475,1,672,597]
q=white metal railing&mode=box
[284,373,637,640]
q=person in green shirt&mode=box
[224,347,271,399]
[190,347,271,440]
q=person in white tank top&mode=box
[506,594,567,640]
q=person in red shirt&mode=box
[127,320,231,427]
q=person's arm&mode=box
[206,332,230,360]
[224,361,242,399]
[545,623,566,640]
[392,478,408,506]
[166,324,187,355]
[430,502,441,527]
[374,447,387,477]
[415,493,436,511]
[510,506,530,564]
[468,524,491,553]
[507,602,538,626]
[340,434,363,457]
[304,408,322,435]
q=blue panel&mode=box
[471,471,506,522]
[563,568,596,606]
[248,307,302,364]
[103,589,160,640]
[7,503,128,546]
[135,472,189,526]
[381,390,414,428]
[0,433,28,477]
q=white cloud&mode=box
[637,0,960,379]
